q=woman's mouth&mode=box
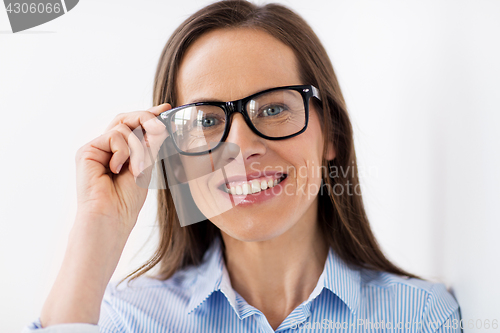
[218,174,287,195]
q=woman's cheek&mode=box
[187,176,229,221]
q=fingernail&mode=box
[149,103,167,110]
[139,162,144,172]
[116,164,123,174]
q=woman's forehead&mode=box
[176,27,302,105]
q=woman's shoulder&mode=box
[358,267,460,317]
[360,268,453,295]
[103,238,223,309]
[99,267,203,331]
[105,265,200,299]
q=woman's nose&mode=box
[225,113,266,160]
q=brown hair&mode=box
[119,0,417,286]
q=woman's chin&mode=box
[210,215,291,242]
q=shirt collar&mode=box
[308,247,361,314]
[186,236,234,315]
[186,236,361,316]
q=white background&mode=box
[1,0,499,331]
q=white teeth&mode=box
[224,175,285,195]
[242,183,250,195]
[251,180,261,193]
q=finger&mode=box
[113,124,147,178]
[110,111,170,172]
[122,124,157,188]
[147,103,171,115]
[85,123,147,178]
[142,103,171,136]
[81,130,130,175]
[104,111,157,134]
[142,115,168,142]
[141,119,169,164]
[110,121,167,178]
[104,104,171,133]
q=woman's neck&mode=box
[221,209,329,331]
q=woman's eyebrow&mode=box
[189,97,225,104]
[187,86,279,104]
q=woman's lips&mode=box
[212,170,289,206]
[217,174,289,207]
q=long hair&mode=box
[119,0,417,286]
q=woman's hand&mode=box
[39,103,171,328]
[75,103,171,235]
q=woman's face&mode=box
[176,28,334,241]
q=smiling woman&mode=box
[23,1,460,332]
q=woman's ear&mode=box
[326,141,336,161]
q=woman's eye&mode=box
[199,117,219,128]
[261,105,286,117]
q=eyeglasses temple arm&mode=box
[311,86,321,101]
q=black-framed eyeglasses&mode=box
[158,84,321,155]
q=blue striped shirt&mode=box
[23,236,461,332]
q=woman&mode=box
[24,1,460,332]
